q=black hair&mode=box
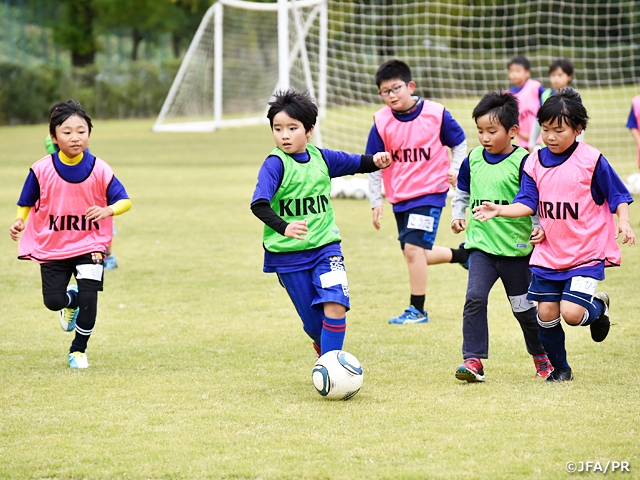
[375,59,412,88]
[472,91,519,131]
[508,55,531,71]
[549,58,574,77]
[48,100,93,137]
[267,89,317,133]
[537,87,589,131]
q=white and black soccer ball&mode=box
[625,173,640,195]
[312,350,363,400]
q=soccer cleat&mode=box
[533,353,554,379]
[104,253,118,270]
[545,367,573,382]
[59,284,79,332]
[388,306,429,324]
[312,341,321,358]
[455,357,485,382]
[68,351,89,369]
[590,292,610,342]
[459,242,470,270]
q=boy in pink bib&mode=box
[508,56,545,150]
[473,88,635,382]
[626,95,640,168]
[10,100,131,369]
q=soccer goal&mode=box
[155,0,639,169]
[153,0,327,140]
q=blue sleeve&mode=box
[365,124,385,155]
[251,155,284,204]
[17,170,40,207]
[321,148,363,178]
[539,85,546,105]
[513,173,539,212]
[626,106,638,129]
[440,110,466,148]
[106,176,129,205]
[591,155,633,212]
[456,157,471,192]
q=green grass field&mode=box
[0,119,639,479]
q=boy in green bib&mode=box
[251,90,391,358]
[451,91,552,382]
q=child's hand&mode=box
[284,220,308,240]
[447,168,458,187]
[616,220,636,246]
[372,206,383,230]
[472,202,499,222]
[373,152,391,169]
[85,206,114,222]
[9,218,24,241]
[530,226,545,245]
[451,219,466,234]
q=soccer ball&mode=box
[625,173,640,195]
[312,350,364,400]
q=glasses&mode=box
[379,83,408,97]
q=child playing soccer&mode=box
[626,94,640,168]
[367,59,469,325]
[45,103,118,270]
[10,100,131,369]
[250,89,391,357]
[451,91,552,382]
[473,88,636,382]
[507,55,545,149]
[529,58,583,150]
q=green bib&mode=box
[264,145,341,253]
[466,146,532,257]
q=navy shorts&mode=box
[527,274,598,309]
[276,256,350,339]
[40,252,105,295]
[394,206,442,250]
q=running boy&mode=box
[626,94,640,168]
[367,59,468,324]
[251,89,391,357]
[44,102,119,270]
[507,55,545,149]
[10,100,131,369]
[451,91,552,382]
[473,88,636,382]
[529,58,583,150]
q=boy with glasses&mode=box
[366,60,468,324]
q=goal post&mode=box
[152,0,328,138]
[155,0,639,174]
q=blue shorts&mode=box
[527,274,598,309]
[394,206,442,250]
[276,256,350,339]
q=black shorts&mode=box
[40,252,105,295]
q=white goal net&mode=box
[155,0,639,174]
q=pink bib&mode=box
[513,79,542,148]
[524,144,620,271]
[19,155,114,262]
[374,101,451,204]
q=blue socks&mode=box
[578,298,604,326]
[320,316,346,355]
[537,316,570,370]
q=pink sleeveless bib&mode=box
[633,95,640,167]
[524,143,621,271]
[19,155,114,262]
[514,79,542,148]
[374,101,451,204]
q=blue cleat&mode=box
[59,284,79,332]
[68,351,89,369]
[104,254,118,270]
[388,306,429,324]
